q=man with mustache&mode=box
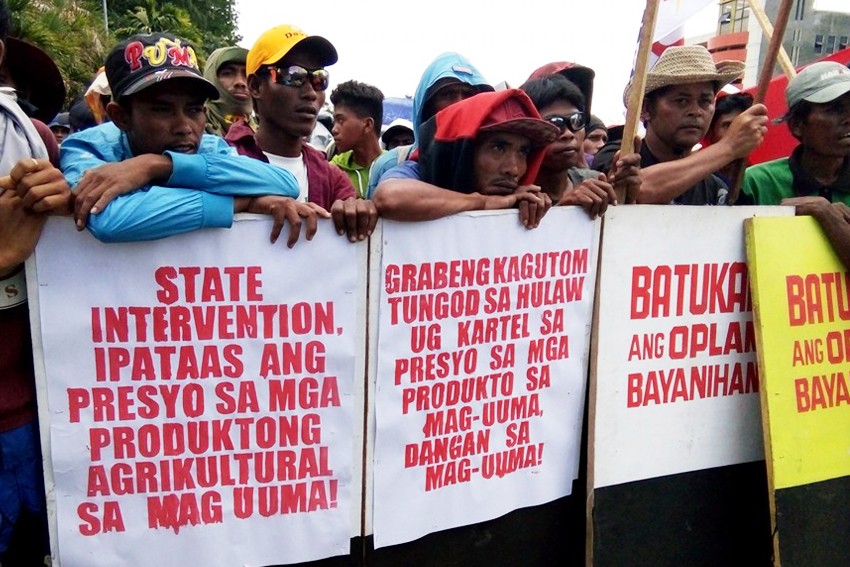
[741,61,850,268]
[61,33,301,243]
[594,45,768,205]
[373,89,557,229]
[227,24,377,247]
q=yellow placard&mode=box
[746,216,850,490]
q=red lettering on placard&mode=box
[154,266,265,305]
[69,384,205,424]
[794,373,850,412]
[480,444,544,480]
[424,458,473,491]
[147,491,222,533]
[422,407,473,437]
[235,480,337,517]
[77,501,125,535]
[631,263,750,319]
[792,338,823,366]
[786,272,850,326]
[401,373,515,413]
[259,341,327,378]
[384,259,492,293]
[268,377,341,410]
[626,362,759,407]
[405,430,490,467]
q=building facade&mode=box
[707,0,850,87]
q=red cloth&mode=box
[0,282,36,432]
[416,90,551,192]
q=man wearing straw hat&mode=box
[595,45,768,205]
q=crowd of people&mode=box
[2,0,850,561]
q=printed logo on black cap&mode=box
[124,36,200,73]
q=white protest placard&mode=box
[371,208,599,548]
[28,217,364,566]
[591,206,792,489]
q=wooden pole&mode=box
[727,0,794,205]
[617,0,661,204]
[747,0,796,80]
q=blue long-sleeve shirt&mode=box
[60,122,299,242]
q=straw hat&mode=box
[624,45,744,104]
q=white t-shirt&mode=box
[263,151,309,202]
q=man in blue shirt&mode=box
[62,33,301,243]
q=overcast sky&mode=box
[234,0,718,125]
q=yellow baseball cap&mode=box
[246,25,338,76]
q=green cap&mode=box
[786,61,850,110]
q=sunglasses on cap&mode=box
[546,112,587,134]
[267,65,329,91]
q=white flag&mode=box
[650,26,685,68]
[654,0,716,41]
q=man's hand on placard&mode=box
[494,185,552,229]
[560,174,616,219]
[247,195,331,248]
[330,197,378,242]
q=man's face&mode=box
[113,79,207,156]
[332,104,368,153]
[50,125,70,144]
[423,79,479,121]
[217,61,249,103]
[250,48,327,140]
[473,130,531,195]
[790,92,850,158]
[384,130,414,150]
[538,100,585,170]
[644,82,716,154]
[583,129,608,156]
[706,110,742,145]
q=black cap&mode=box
[4,37,66,123]
[105,33,219,101]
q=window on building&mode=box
[795,0,806,21]
[790,29,801,66]
[814,34,824,54]
[840,36,848,51]
[717,0,748,34]
[827,35,836,54]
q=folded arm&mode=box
[374,178,550,228]
[62,132,300,242]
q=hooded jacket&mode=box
[416,89,551,193]
[366,52,492,197]
[203,47,257,137]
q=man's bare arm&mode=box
[0,179,47,274]
[374,178,550,228]
[638,104,768,204]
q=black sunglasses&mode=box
[546,112,587,133]
[267,65,330,91]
